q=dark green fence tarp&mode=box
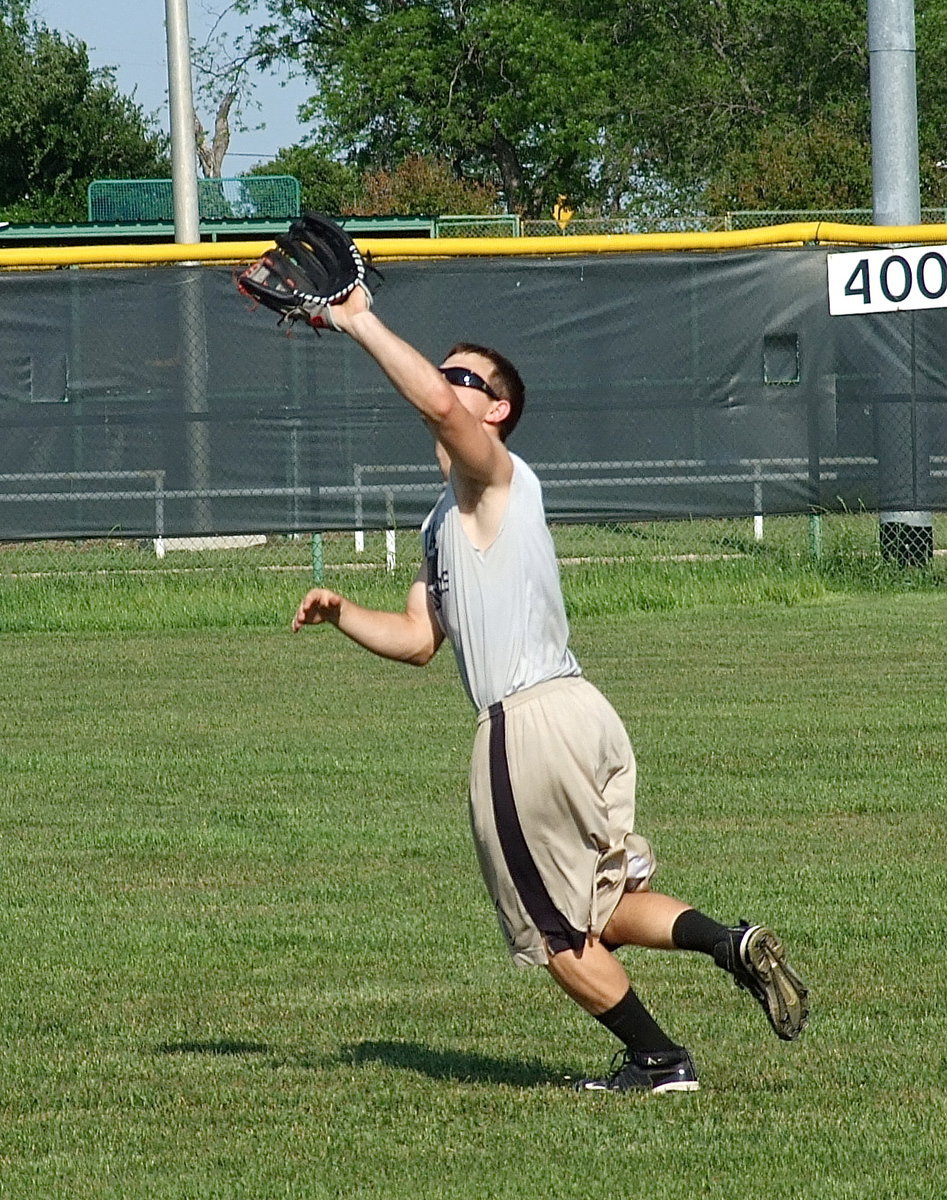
[1,249,944,539]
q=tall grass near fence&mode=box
[1,512,945,633]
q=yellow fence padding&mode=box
[3,221,947,270]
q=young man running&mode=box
[292,287,809,1093]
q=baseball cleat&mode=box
[575,1047,699,1094]
[715,921,809,1041]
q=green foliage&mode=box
[238,0,947,218]
[243,0,615,216]
[246,144,361,215]
[0,5,168,223]
[614,0,947,213]
[248,146,499,217]
[915,1,947,208]
[353,154,501,216]
[608,0,868,211]
[705,106,874,211]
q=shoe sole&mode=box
[577,1079,700,1095]
[651,1079,701,1094]
[740,926,809,1041]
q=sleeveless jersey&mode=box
[421,453,581,710]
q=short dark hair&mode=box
[443,342,525,441]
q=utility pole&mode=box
[869,0,932,565]
[165,0,211,533]
[165,0,201,244]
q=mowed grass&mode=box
[0,564,944,1197]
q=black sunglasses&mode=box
[438,365,500,401]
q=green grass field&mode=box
[0,541,945,1198]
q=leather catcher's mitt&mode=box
[237,213,379,330]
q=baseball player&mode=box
[288,287,809,1093]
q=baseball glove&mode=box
[236,213,380,330]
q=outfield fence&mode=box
[2,223,947,571]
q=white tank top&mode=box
[421,454,582,710]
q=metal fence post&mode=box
[869,0,933,564]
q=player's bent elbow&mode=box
[403,643,437,667]
[401,627,442,666]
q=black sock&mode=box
[671,908,729,956]
[595,988,681,1055]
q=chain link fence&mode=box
[2,511,944,588]
[726,208,947,228]
[433,215,725,237]
[522,216,725,236]
[436,210,947,236]
[433,214,522,237]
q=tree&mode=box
[195,92,238,179]
[704,107,873,212]
[602,0,870,212]
[238,0,613,217]
[609,0,947,214]
[914,1,947,208]
[0,3,169,222]
[192,3,265,179]
[248,147,500,217]
[237,0,947,219]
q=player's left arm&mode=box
[292,566,444,666]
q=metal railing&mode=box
[7,453,942,566]
[337,455,886,567]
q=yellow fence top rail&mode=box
[4,221,947,269]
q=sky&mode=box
[33,0,314,172]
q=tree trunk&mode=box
[195,91,236,178]
[491,127,526,213]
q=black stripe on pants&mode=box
[487,700,586,957]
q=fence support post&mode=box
[808,513,823,561]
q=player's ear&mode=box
[487,397,511,430]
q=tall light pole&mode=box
[870,0,920,227]
[165,0,201,244]
[869,0,932,565]
[165,0,210,533]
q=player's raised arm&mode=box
[332,297,511,488]
[236,214,516,487]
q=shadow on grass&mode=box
[156,1039,273,1057]
[153,1038,575,1087]
[341,1040,571,1089]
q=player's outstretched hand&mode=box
[315,280,371,334]
[292,588,344,632]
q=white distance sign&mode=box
[827,245,947,315]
